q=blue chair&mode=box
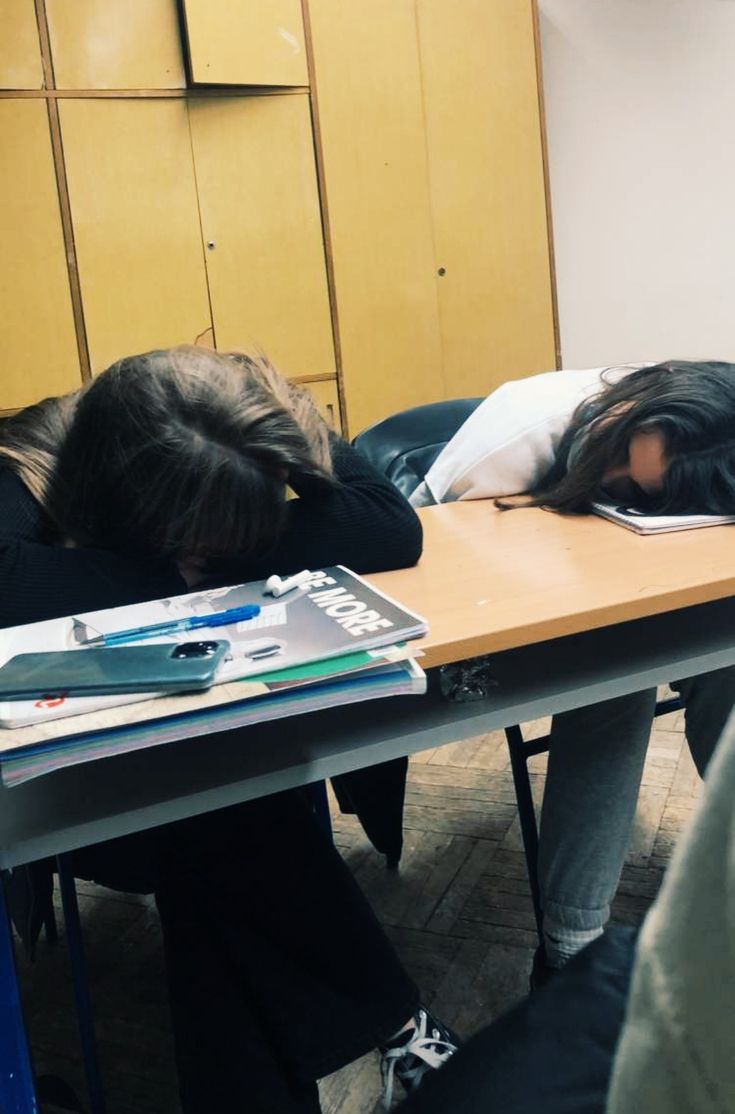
[353,398,682,938]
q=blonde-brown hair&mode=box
[0,391,79,505]
[1,346,334,558]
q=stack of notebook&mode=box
[0,567,428,786]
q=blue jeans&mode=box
[538,666,735,940]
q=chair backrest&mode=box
[353,397,483,497]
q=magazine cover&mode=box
[0,567,428,730]
[591,501,735,535]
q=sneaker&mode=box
[379,1007,458,1109]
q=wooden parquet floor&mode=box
[17,701,700,1114]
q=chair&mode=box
[354,398,682,939]
[353,397,484,499]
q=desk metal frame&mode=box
[2,596,735,1112]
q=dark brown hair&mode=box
[2,346,334,559]
[500,360,735,514]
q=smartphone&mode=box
[0,640,230,700]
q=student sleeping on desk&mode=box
[411,359,735,980]
[0,346,456,1114]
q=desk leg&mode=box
[505,726,544,942]
[0,871,39,1114]
[308,780,334,844]
[56,855,107,1114]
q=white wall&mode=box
[538,0,735,367]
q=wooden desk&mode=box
[373,503,735,666]
[1,504,734,869]
[1,504,734,1114]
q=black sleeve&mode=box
[0,469,187,629]
[211,435,423,583]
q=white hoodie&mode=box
[409,366,637,506]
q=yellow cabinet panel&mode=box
[182,0,307,86]
[59,99,212,374]
[302,378,342,435]
[189,95,334,378]
[306,0,444,433]
[0,100,81,409]
[46,0,185,89]
[0,0,43,89]
[417,0,556,395]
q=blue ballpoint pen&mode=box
[81,604,261,647]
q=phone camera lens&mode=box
[172,641,219,659]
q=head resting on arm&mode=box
[1,345,334,559]
[499,360,735,515]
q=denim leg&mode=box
[672,666,735,776]
[538,690,657,940]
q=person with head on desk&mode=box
[0,346,456,1114]
[410,359,735,981]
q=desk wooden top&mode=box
[1,504,733,757]
[368,504,735,669]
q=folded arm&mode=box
[0,469,185,629]
[211,435,423,583]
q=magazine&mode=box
[0,567,428,730]
[591,501,735,535]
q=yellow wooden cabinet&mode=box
[0,0,555,431]
[305,0,556,434]
[188,94,335,378]
[181,0,308,86]
[416,0,556,397]
[0,99,81,411]
[0,0,43,89]
[305,0,446,434]
[45,0,185,90]
[302,378,342,434]
[59,98,212,374]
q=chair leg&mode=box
[44,903,59,945]
[505,725,544,943]
[56,855,107,1114]
[308,780,334,845]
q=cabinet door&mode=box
[417,0,556,395]
[302,378,342,435]
[0,0,43,89]
[59,99,212,374]
[46,0,185,90]
[0,100,81,410]
[306,0,445,434]
[181,0,307,86]
[189,95,335,379]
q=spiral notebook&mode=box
[591,501,735,535]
